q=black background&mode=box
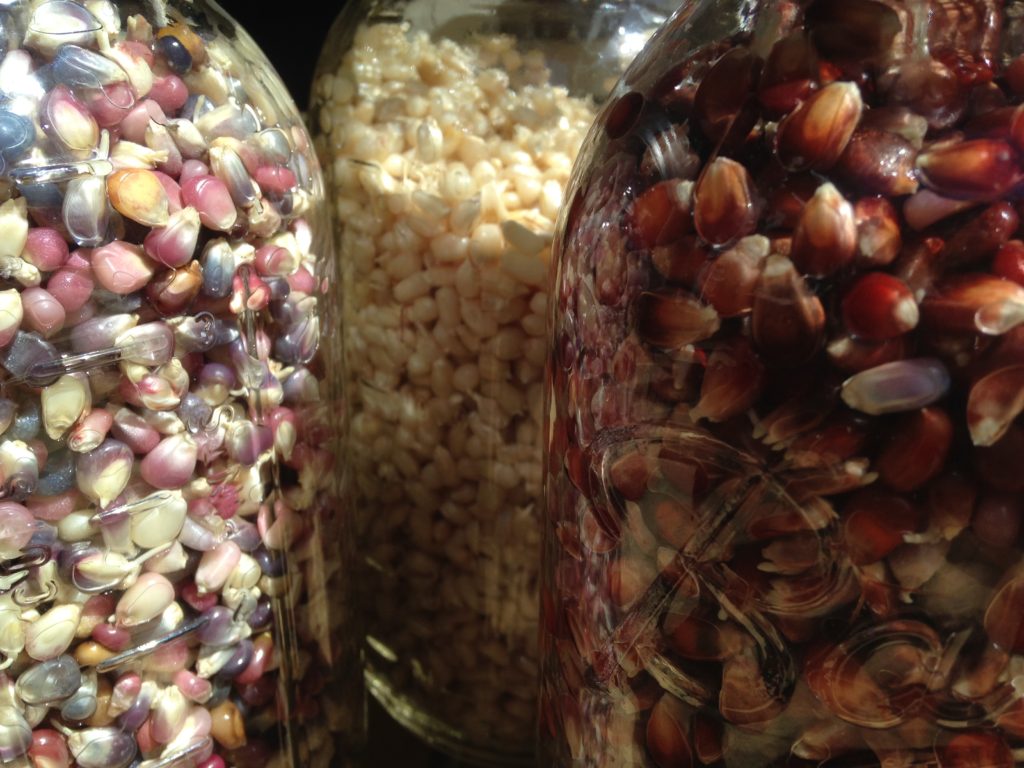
[216,1,344,108]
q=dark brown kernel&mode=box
[692,48,760,149]
[834,129,918,196]
[605,91,645,139]
[758,30,819,116]
[804,0,903,63]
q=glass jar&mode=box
[542,0,1024,765]
[0,1,360,767]
[310,0,676,763]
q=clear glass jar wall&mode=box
[543,0,1024,765]
[311,0,675,763]
[0,1,360,767]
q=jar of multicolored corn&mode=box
[543,0,1024,765]
[310,0,677,763]
[0,1,360,767]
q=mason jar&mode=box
[542,0,1024,765]
[311,0,676,763]
[0,1,361,766]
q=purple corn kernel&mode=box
[282,367,319,404]
[253,547,285,578]
[27,490,77,522]
[108,672,141,717]
[144,637,190,675]
[1,331,59,381]
[70,313,135,353]
[214,639,253,682]
[196,606,236,647]
[224,421,271,466]
[110,407,160,454]
[178,392,213,432]
[226,519,261,552]
[246,596,273,630]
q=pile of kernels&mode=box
[314,21,595,750]
[0,1,350,767]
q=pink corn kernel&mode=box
[85,82,137,129]
[20,287,65,338]
[134,717,155,754]
[181,581,218,612]
[80,594,116,636]
[26,490,78,522]
[26,440,46,468]
[45,264,94,313]
[22,228,69,272]
[145,637,190,675]
[181,175,238,232]
[234,635,273,685]
[253,164,297,200]
[149,75,189,114]
[180,159,210,183]
[120,99,167,144]
[153,171,184,213]
[67,408,114,453]
[91,241,156,295]
[92,622,132,651]
[174,669,214,704]
[29,728,70,768]
[119,39,155,66]
[287,265,316,294]
[254,245,296,277]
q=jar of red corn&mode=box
[542,0,1024,765]
[0,1,360,767]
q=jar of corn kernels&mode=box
[0,1,361,767]
[310,0,678,763]
[543,0,1024,765]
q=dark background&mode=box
[214,2,468,765]
[217,2,345,108]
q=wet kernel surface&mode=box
[543,1,1024,766]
